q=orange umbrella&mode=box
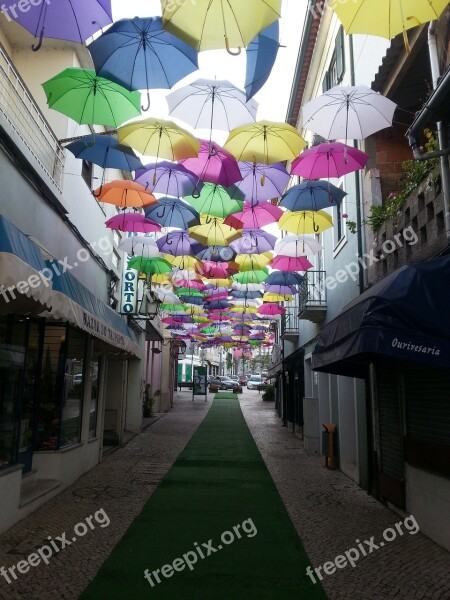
[93,180,157,208]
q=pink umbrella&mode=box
[179,139,242,187]
[105,211,161,232]
[226,201,283,229]
[201,261,230,279]
[271,255,313,272]
[258,303,285,316]
[291,142,369,179]
[174,280,206,290]
[207,292,229,301]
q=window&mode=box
[81,160,93,189]
[60,328,86,447]
[89,352,101,439]
[334,193,346,247]
[112,249,120,268]
[322,27,345,92]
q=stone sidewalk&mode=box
[0,391,448,599]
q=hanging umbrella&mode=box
[167,79,258,131]
[232,269,269,284]
[201,261,230,279]
[265,270,304,286]
[301,86,397,141]
[175,287,203,297]
[184,183,243,218]
[279,181,347,211]
[144,197,200,229]
[230,290,263,299]
[66,134,143,172]
[291,142,369,179]
[228,201,283,228]
[262,292,294,302]
[166,255,202,270]
[118,117,200,160]
[274,235,322,256]
[42,68,141,128]
[154,290,181,304]
[88,16,198,110]
[134,161,201,198]
[245,21,280,100]
[118,237,160,257]
[196,245,237,262]
[258,303,285,316]
[189,215,242,246]
[228,161,290,203]
[235,253,273,271]
[161,0,281,54]
[128,256,173,275]
[224,120,307,164]
[105,211,161,233]
[278,210,334,234]
[229,229,277,254]
[174,280,206,291]
[264,284,298,296]
[157,231,205,256]
[179,139,242,187]
[14,0,112,51]
[232,282,264,291]
[271,255,314,272]
[94,181,157,207]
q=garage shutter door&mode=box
[377,362,404,480]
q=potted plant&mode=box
[262,384,275,402]
[143,385,160,417]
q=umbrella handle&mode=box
[313,222,319,233]
[92,183,103,198]
[31,29,44,51]
[141,91,151,112]
[84,131,96,147]
[191,185,201,199]
[225,37,241,56]
[156,207,166,218]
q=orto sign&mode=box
[120,265,138,315]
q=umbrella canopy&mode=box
[278,210,334,234]
[229,229,277,254]
[14,0,112,50]
[118,237,160,257]
[105,211,161,233]
[88,16,198,110]
[66,134,143,172]
[184,183,243,218]
[232,269,269,284]
[189,215,242,246]
[265,270,304,286]
[118,117,200,160]
[135,162,201,197]
[258,303,285,316]
[161,0,281,53]
[279,181,347,211]
[224,120,307,164]
[291,142,369,179]
[301,85,397,141]
[274,235,322,256]
[228,161,290,203]
[128,256,173,275]
[245,21,280,101]
[179,139,242,187]
[271,255,314,272]
[94,181,157,208]
[157,231,204,256]
[235,253,273,271]
[201,262,230,279]
[144,197,200,229]
[262,292,294,302]
[42,68,141,127]
[196,245,237,262]
[167,79,258,131]
[264,284,297,295]
[166,255,201,270]
[229,201,283,228]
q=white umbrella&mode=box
[153,288,181,304]
[231,282,264,292]
[274,235,322,256]
[167,78,258,131]
[301,85,397,140]
[118,236,161,257]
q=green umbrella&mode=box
[175,287,203,296]
[42,68,141,127]
[232,268,269,284]
[128,257,173,275]
[184,183,243,218]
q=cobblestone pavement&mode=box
[240,395,450,600]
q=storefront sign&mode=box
[120,265,138,315]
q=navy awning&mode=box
[312,255,450,376]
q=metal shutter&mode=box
[377,362,405,480]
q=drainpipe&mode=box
[407,22,450,241]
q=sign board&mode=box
[120,262,138,315]
[193,366,207,401]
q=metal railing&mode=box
[298,270,327,312]
[281,300,300,336]
[0,43,64,190]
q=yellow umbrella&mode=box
[165,255,202,270]
[278,210,333,234]
[189,215,242,246]
[161,0,281,54]
[331,0,448,49]
[224,120,306,164]
[236,252,273,271]
[203,277,232,287]
[263,292,294,303]
[150,273,172,285]
[118,117,200,160]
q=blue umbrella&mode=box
[66,134,143,172]
[144,197,200,229]
[135,161,201,197]
[265,271,304,286]
[179,296,204,305]
[196,245,237,262]
[279,180,347,212]
[204,300,232,310]
[88,17,198,110]
[229,290,263,299]
[245,21,280,101]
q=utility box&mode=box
[303,397,320,455]
[322,423,337,469]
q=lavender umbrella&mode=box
[156,231,205,256]
[228,161,290,203]
[229,229,277,254]
[135,161,201,197]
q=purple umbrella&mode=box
[229,229,277,254]
[179,139,242,188]
[14,0,112,51]
[264,284,298,295]
[228,161,290,203]
[291,142,370,180]
[226,202,283,229]
[135,161,201,198]
[156,231,205,256]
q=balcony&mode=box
[298,270,327,323]
[281,301,299,341]
[0,43,64,191]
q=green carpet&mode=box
[213,392,238,399]
[81,396,327,600]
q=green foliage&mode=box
[262,384,275,402]
[143,386,160,417]
[226,353,233,372]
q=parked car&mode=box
[228,375,239,382]
[209,376,236,390]
[247,375,263,390]
[239,375,248,385]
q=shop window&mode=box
[89,354,101,439]
[81,160,93,189]
[61,328,86,447]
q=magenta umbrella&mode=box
[201,261,230,279]
[271,255,313,272]
[228,161,290,203]
[105,211,161,233]
[291,142,369,179]
[179,139,242,187]
[227,201,283,229]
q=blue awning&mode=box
[312,255,450,376]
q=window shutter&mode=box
[335,26,345,83]
[322,72,329,93]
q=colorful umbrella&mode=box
[118,237,160,257]
[179,139,242,187]
[278,210,334,234]
[94,181,157,208]
[184,183,243,218]
[224,120,307,164]
[265,270,304,286]
[157,232,205,256]
[88,16,198,110]
[264,284,297,296]
[229,229,277,254]
[258,303,285,316]
[135,162,201,197]
[201,261,230,279]
[262,292,294,302]
[166,255,202,270]
[128,256,173,275]
[189,215,242,246]
[66,134,143,172]
[279,181,347,211]
[232,269,269,284]
[245,21,280,100]
[118,117,200,160]
[271,255,314,272]
[196,245,237,262]
[291,142,369,179]
[105,211,161,233]
[274,235,322,256]
[301,86,397,141]
[228,161,290,203]
[42,68,141,128]
[144,197,200,229]
[228,202,283,229]
[235,253,273,271]
[161,0,281,54]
